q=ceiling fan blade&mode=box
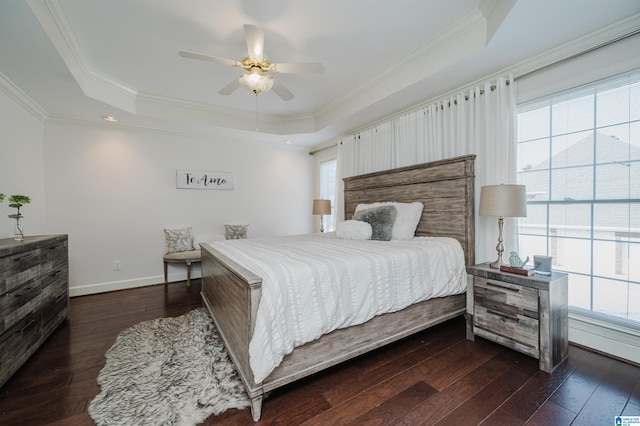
[271,79,294,101]
[271,62,324,74]
[218,78,241,95]
[244,24,265,59]
[179,50,238,67]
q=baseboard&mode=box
[569,313,640,365]
[69,271,202,297]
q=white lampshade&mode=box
[312,199,331,215]
[479,184,527,218]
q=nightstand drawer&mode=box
[473,277,538,317]
[473,304,539,357]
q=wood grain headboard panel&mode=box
[343,155,476,265]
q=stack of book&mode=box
[499,265,535,276]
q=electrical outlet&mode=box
[114,260,121,270]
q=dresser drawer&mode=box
[0,249,42,295]
[40,239,68,274]
[473,304,539,357]
[473,276,540,357]
[0,280,43,334]
[41,267,68,328]
[0,310,41,378]
[473,277,538,318]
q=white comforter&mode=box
[210,233,466,383]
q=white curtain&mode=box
[336,76,518,263]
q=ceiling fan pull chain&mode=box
[255,95,258,131]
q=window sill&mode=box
[569,312,640,365]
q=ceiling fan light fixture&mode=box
[180,24,323,101]
[239,71,273,95]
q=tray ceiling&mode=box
[1,0,639,147]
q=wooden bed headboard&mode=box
[343,154,476,265]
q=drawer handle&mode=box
[487,309,520,323]
[486,282,520,293]
[21,319,36,333]
[13,254,36,262]
[14,286,35,298]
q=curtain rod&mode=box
[339,75,513,140]
[309,142,338,156]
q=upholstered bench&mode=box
[163,226,244,288]
[163,226,201,288]
[163,249,201,288]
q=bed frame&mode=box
[200,154,476,421]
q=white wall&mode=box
[0,88,46,239]
[42,120,314,296]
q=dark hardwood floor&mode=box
[1,280,639,425]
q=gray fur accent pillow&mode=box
[352,205,397,241]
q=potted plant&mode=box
[7,194,30,241]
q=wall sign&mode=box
[176,170,234,190]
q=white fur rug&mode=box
[89,308,249,425]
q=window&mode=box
[517,69,640,328]
[319,159,336,232]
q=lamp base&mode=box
[489,257,504,269]
[489,216,505,269]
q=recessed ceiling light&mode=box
[284,140,294,145]
[102,115,118,122]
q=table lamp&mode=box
[479,184,527,269]
[312,199,331,233]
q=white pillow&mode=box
[335,220,373,240]
[354,202,423,240]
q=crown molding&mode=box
[510,13,640,80]
[0,71,48,120]
[314,4,496,130]
[27,0,318,136]
[27,0,137,113]
[27,0,502,139]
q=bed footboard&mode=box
[200,242,264,411]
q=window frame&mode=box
[516,69,640,329]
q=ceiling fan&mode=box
[179,24,323,101]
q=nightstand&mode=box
[466,263,569,373]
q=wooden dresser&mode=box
[0,235,69,388]
[466,263,568,373]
